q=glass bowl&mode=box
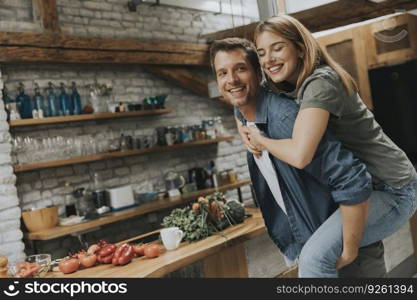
[8,254,51,278]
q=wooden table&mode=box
[46,208,266,278]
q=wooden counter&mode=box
[46,208,266,278]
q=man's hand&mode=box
[236,120,262,157]
[336,248,359,269]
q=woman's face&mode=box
[256,31,302,85]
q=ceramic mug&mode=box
[160,227,184,250]
[165,132,177,146]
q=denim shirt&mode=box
[235,87,373,260]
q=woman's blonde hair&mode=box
[254,14,358,95]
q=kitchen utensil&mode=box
[164,171,185,191]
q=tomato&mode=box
[59,258,80,274]
[144,244,160,259]
[132,244,146,256]
[79,254,97,268]
[192,203,200,211]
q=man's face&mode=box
[213,49,260,108]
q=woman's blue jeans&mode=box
[298,172,417,278]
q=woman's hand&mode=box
[336,248,358,269]
[247,126,266,151]
[236,119,262,157]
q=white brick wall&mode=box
[55,0,256,42]
[0,68,25,264]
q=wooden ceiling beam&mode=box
[0,32,208,53]
[203,0,417,42]
[143,66,232,107]
[0,32,209,66]
[0,46,208,66]
[143,66,210,97]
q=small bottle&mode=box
[46,82,58,117]
[119,102,125,112]
[214,116,225,137]
[1,86,12,105]
[33,83,45,118]
[2,86,13,121]
[32,108,39,119]
[71,82,82,115]
[59,82,71,116]
[15,82,32,119]
[209,160,218,188]
[64,182,76,217]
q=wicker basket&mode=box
[22,206,59,232]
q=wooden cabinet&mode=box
[316,13,417,110]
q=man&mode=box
[210,37,386,277]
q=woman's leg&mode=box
[298,174,417,278]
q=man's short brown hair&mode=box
[209,37,261,78]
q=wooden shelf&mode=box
[14,136,234,173]
[9,109,172,127]
[25,180,252,241]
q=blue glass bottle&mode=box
[33,83,47,117]
[15,82,32,119]
[46,82,58,117]
[59,82,72,116]
[70,82,82,115]
[2,86,12,121]
[2,86,12,106]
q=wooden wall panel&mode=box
[33,0,60,32]
[326,40,359,83]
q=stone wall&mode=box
[0,67,25,264]
[56,0,255,42]
[0,0,41,32]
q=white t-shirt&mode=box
[247,122,287,215]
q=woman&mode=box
[240,15,417,277]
